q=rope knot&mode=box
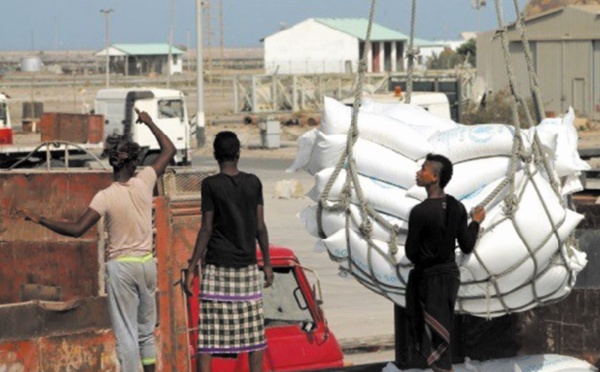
[493,27,508,40]
[518,150,532,163]
[388,229,399,259]
[502,194,519,217]
[360,219,373,237]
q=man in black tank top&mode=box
[185,131,273,372]
[405,153,485,372]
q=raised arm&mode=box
[457,205,485,254]
[135,108,176,177]
[18,208,101,238]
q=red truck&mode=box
[186,247,344,372]
[0,167,345,371]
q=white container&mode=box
[20,56,42,72]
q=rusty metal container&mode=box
[0,167,214,372]
[0,169,116,371]
[40,113,104,143]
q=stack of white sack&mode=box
[288,97,590,318]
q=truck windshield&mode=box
[157,99,184,120]
[263,268,314,326]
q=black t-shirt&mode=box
[405,195,479,268]
[201,171,264,267]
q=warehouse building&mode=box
[477,5,600,118]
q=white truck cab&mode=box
[95,88,192,166]
[0,93,11,128]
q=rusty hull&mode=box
[0,170,113,304]
[155,197,202,372]
[0,168,209,371]
[0,170,117,370]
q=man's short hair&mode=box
[426,153,453,189]
[106,137,141,169]
[213,131,240,162]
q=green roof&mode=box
[314,18,409,41]
[112,43,184,55]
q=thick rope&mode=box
[511,0,545,123]
[405,0,418,104]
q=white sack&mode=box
[321,229,411,288]
[309,167,420,221]
[428,124,558,164]
[537,107,590,177]
[289,130,419,187]
[321,97,433,159]
[407,157,513,201]
[360,98,459,138]
[459,170,584,295]
[459,176,508,213]
[286,128,318,173]
[299,204,407,241]
[459,247,587,317]
[383,354,597,372]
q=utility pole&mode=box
[195,0,205,148]
[167,0,174,88]
[100,9,114,88]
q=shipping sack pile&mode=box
[288,97,590,318]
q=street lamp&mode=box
[100,9,114,88]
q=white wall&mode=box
[171,54,183,74]
[264,19,359,74]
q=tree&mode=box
[427,47,462,70]
[457,38,476,67]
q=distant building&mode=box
[416,38,468,67]
[95,43,184,76]
[263,18,411,74]
[477,5,600,118]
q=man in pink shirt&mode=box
[18,109,176,372]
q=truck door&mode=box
[134,98,188,155]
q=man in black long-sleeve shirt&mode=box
[405,153,485,372]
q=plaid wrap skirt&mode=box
[198,264,266,354]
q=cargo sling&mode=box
[315,0,582,318]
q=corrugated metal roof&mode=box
[314,18,409,41]
[112,43,184,55]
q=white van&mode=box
[95,88,192,165]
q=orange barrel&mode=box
[0,127,13,145]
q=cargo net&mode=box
[297,0,589,318]
[158,167,216,201]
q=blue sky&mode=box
[0,0,527,51]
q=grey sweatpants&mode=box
[106,259,157,371]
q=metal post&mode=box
[100,9,114,88]
[292,75,298,112]
[251,75,257,113]
[195,0,206,148]
[233,76,239,114]
[167,0,174,88]
[272,76,277,111]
